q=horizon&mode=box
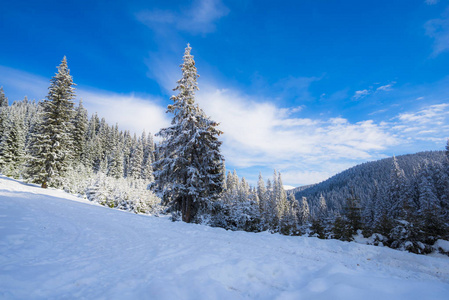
[1,0,449,186]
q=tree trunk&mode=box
[185,199,191,223]
[181,196,192,223]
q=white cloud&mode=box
[136,0,229,35]
[352,89,370,100]
[397,103,449,124]
[425,9,449,56]
[352,82,395,101]
[0,65,170,136]
[195,82,449,185]
[77,89,170,135]
[0,65,48,101]
[388,103,449,149]
[195,86,399,183]
[376,83,394,92]
[144,54,179,92]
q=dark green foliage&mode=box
[309,217,326,239]
[332,216,353,241]
[27,57,76,187]
[0,87,8,139]
[332,192,362,241]
[152,45,225,223]
[72,100,88,162]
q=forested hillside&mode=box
[294,151,447,216]
[295,150,449,254]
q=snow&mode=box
[283,185,296,191]
[1,175,449,299]
[435,239,449,253]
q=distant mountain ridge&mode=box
[288,184,316,194]
[292,151,448,216]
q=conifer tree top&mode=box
[0,86,8,107]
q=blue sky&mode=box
[1,0,449,186]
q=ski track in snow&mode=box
[0,175,449,299]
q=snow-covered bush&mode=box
[85,173,162,215]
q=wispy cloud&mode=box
[195,85,400,184]
[425,0,440,5]
[78,90,170,135]
[352,89,370,100]
[425,8,449,56]
[396,103,449,125]
[195,80,449,185]
[376,83,394,92]
[136,0,229,35]
[0,66,170,135]
[0,65,49,101]
[352,82,395,100]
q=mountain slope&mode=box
[293,151,447,215]
[1,175,449,299]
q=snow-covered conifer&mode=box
[299,196,310,224]
[128,138,144,179]
[27,57,76,187]
[141,132,155,182]
[152,44,225,223]
[0,107,26,177]
[0,87,9,140]
[72,100,88,163]
[388,156,408,219]
[0,87,8,108]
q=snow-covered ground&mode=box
[1,175,449,300]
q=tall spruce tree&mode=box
[27,57,76,188]
[0,87,9,140]
[0,108,26,177]
[388,155,408,219]
[72,99,88,163]
[152,44,224,223]
[0,87,8,108]
[128,137,144,179]
[141,132,155,181]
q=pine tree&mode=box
[0,87,9,140]
[72,100,88,163]
[27,57,76,188]
[345,190,362,233]
[0,87,8,108]
[388,156,408,219]
[0,108,26,177]
[152,44,225,223]
[122,131,132,177]
[257,173,267,203]
[277,173,289,215]
[107,146,124,179]
[298,196,310,224]
[317,194,327,219]
[128,137,144,179]
[418,164,446,243]
[141,132,155,181]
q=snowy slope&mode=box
[1,176,449,300]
